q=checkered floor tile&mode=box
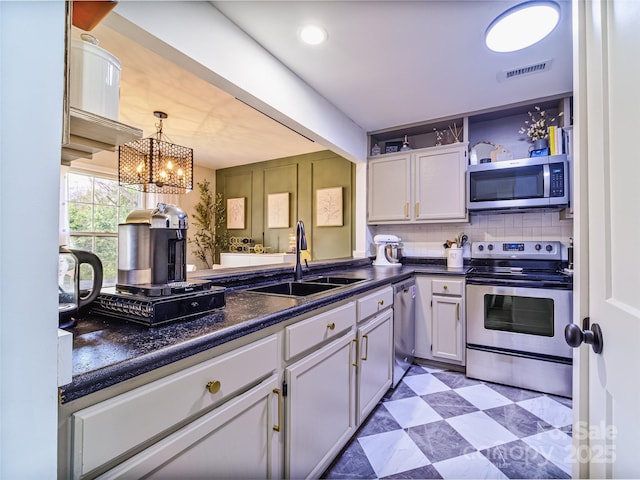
[323,365,572,479]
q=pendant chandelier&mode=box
[118,111,193,194]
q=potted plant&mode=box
[189,179,229,268]
[519,106,563,155]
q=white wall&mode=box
[105,2,368,164]
[0,2,65,477]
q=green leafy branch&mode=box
[189,180,229,268]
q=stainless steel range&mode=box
[465,241,573,397]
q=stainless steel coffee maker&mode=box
[117,203,189,294]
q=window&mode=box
[67,172,141,287]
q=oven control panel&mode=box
[471,241,562,260]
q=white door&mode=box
[574,0,640,477]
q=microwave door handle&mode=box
[543,164,550,198]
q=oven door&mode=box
[466,284,572,359]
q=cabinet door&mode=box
[414,276,434,359]
[285,332,356,479]
[357,309,393,424]
[432,295,464,363]
[367,154,411,222]
[414,144,467,221]
[98,375,282,480]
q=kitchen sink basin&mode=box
[305,276,367,285]
[245,281,341,297]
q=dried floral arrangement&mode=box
[519,106,563,142]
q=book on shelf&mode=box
[548,126,565,155]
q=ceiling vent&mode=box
[497,59,553,82]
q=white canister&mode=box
[447,247,464,269]
[70,34,121,120]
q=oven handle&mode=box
[466,277,572,289]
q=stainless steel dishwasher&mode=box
[392,279,416,387]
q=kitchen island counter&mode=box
[61,258,469,403]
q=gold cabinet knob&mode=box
[206,380,221,394]
[327,322,335,330]
[378,300,384,306]
[443,285,448,290]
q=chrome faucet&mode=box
[294,220,307,281]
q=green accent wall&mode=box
[216,150,356,261]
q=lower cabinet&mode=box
[69,334,280,479]
[415,275,466,366]
[98,374,282,479]
[432,293,464,362]
[64,288,397,480]
[285,330,356,479]
[356,308,393,424]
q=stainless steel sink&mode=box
[245,281,341,297]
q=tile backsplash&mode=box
[371,211,573,259]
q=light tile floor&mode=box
[323,364,573,479]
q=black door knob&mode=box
[564,317,603,354]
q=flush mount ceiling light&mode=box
[119,111,193,194]
[299,24,327,45]
[485,1,560,53]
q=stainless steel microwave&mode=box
[467,155,569,212]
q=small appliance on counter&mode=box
[91,203,225,326]
[59,247,103,328]
[373,234,403,266]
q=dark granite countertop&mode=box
[60,257,469,403]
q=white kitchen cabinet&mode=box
[356,308,393,424]
[285,329,356,479]
[367,144,468,224]
[97,374,281,480]
[71,335,280,478]
[367,153,411,222]
[414,276,465,366]
[432,294,464,363]
[414,145,468,221]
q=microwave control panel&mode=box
[549,163,566,197]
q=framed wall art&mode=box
[267,192,289,228]
[316,187,343,226]
[226,197,245,229]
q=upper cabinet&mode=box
[367,143,468,224]
[367,95,573,223]
[61,3,142,165]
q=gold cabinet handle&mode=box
[404,202,409,218]
[415,202,419,218]
[443,285,448,291]
[206,380,221,394]
[361,335,369,361]
[378,300,384,306]
[272,388,282,432]
[456,303,460,321]
[327,322,335,330]
[352,338,358,367]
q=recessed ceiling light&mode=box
[485,1,560,53]
[299,24,327,45]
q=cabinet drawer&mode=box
[432,278,464,296]
[285,302,356,360]
[72,335,278,478]
[357,286,393,322]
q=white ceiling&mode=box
[85,0,573,171]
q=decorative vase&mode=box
[532,138,549,150]
[530,138,549,157]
